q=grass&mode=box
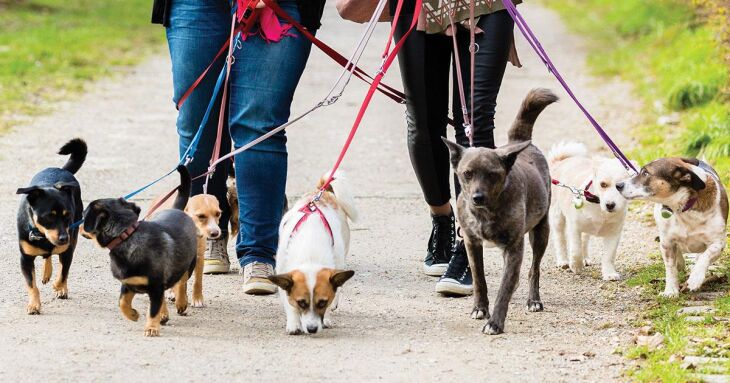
[0,0,165,132]
[547,0,730,183]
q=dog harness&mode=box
[291,202,334,246]
[106,222,140,251]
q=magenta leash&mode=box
[500,0,637,174]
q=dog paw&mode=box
[123,309,139,322]
[54,287,68,299]
[556,260,569,270]
[660,289,680,299]
[287,325,303,335]
[482,321,503,335]
[160,313,170,325]
[26,303,41,315]
[569,261,584,274]
[192,299,205,308]
[323,317,333,329]
[41,275,51,285]
[686,272,706,292]
[471,307,489,320]
[144,327,160,337]
[176,306,188,316]
[602,271,621,281]
[527,300,544,312]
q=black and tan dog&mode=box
[81,166,198,337]
[443,89,557,335]
[16,138,87,315]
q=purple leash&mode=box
[501,0,638,174]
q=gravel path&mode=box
[0,4,655,382]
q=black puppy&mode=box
[80,166,197,337]
[17,139,87,315]
[443,89,557,335]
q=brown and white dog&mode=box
[268,173,357,335]
[148,191,222,307]
[617,158,728,297]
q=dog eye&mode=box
[50,211,57,217]
[316,299,328,309]
[296,299,308,310]
[196,214,206,220]
[62,210,70,217]
[641,169,649,177]
[215,212,221,218]
[463,170,473,180]
[600,182,608,188]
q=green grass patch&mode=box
[0,0,165,132]
[546,0,730,184]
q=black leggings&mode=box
[394,10,514,206]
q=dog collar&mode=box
[106,222,140,251]
[681,197,698,212]
[582,180,600,204]
[661,196,698,218]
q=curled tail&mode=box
[173,165,191,211]
[547,141,587,167]
[317,171,358,222]
[508,88,559,143]
[58,138,87,174]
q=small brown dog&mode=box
[148,191,222,307]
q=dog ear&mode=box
[497,141,532,171]
[680,157,700,166]
[118,198,142,216]
[330,269,355,290]
[676,167,706,191]
[441,137,465,169]
[84,205,108,234]
[268,273,294,292]
[16,186,45,205]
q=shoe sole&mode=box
[435,278,473,296]
[203,263,230,275]
[243,281,277,295]
[423,263,449,277]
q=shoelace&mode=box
[248,262,271,278]
[445,243,470,280]
[206,238,228,259]
[429,215,455,257]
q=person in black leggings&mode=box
[393,1,516,296]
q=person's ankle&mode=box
[429,202,452,217]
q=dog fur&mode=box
[443,88,557,335]
[268,174,357,335]
[618,157,728,297]
[148,191,222,308]
[80,166,198,336]
[16,138,87,314]
[548,141,634,280]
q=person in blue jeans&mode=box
[152,0,325,294]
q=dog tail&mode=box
[508,88,558,143]
[59,138,87,174]
[547,141,587,167]
[317,171,358,223]
[172,165,191,211]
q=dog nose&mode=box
[615,182,624,192]
[306,325,319,334]
[472,192,485,205]
[57,234,69,245]
[209,230,221,239]
[606,202,616,211]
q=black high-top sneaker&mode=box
[423,212,456,276]
[435,240,473,296]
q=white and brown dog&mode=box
[268,174,357,335]
[617,157,728,297]
[548,142,634,280]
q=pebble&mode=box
[677,306,715,315]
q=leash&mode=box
[500,0,637,175]
[447,0,476,147]
[315,0,422,197]
[551,178,600,209]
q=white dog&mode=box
[268,174,357,335]
[548,142,633,280]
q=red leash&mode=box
[317,0,422,195]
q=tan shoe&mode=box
[242,262,277,295]
[203,235,230,274]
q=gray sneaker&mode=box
[203,235,230,274]
[242,262,277,295]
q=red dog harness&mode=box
[291,202,334,246]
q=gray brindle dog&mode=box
[443,88,558,335]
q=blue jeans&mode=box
[166,0,312,267]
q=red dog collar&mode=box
[107,222,140,251]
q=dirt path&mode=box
[0,4,655,382]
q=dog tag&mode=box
[660,206,673,219]
[573,196,584,209]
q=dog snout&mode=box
[615,182,625,192]
[605,202,616,212]
[472,192,485,205]
[57,233,69,245]
[306,325,319,334]
[209,229,221,239]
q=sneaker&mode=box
[242,262,277,295]
[423,212,456,276]
[435,241,473,296]
[203,234,231,274]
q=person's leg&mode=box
[394,12,455,277]
[228,0,312,294]
[438,11,515,296]
[166,0,233,273]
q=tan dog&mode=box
[148,192,222,307]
